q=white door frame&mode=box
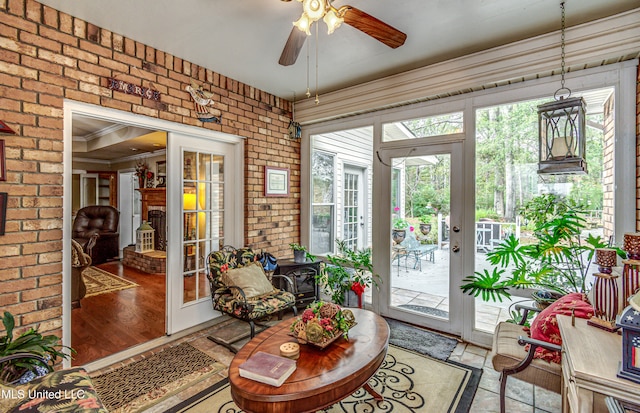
[62,100,244,365]
[375,142,465,335]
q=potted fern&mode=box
[461,195,625,305]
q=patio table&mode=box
[392,243,437,271]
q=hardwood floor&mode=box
[71,261,166,366]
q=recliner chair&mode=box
[72,205,120,265]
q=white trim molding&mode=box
[295,8,640,124]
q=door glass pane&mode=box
[343,172,358,250]
[183,150,225,304]
[390,154,451,320]
[473,89,611,333]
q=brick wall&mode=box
[0,0,299,336]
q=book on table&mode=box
[238,351,297,387]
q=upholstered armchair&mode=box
[491,303,562,413]
[72,206,120,265]
[71,239,91,308]
[206,247,297,350]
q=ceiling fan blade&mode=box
[279,27,307,66]
[343,6,407,49]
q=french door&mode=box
[343,166,366,250]
[379,142,464,336]
[166,132,243,334]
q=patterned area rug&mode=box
[84,266,138,297]
[92,343,225,412]
[166,345,482,413]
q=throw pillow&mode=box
[527,292,594,363]
[221,261,275,301]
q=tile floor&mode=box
[91,316,562,413]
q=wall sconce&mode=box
[537,2,587,175]
[288,120,302,140]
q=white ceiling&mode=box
[37,0,639,101]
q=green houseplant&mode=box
[317,239,379,306]
[289,243,309,263]
[0,311,73,383]
[461,195,625,303]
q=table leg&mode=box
[363,383,384,401]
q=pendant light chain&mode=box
[560,2,566,91]
[306,34,311,98]
[315,23,320,104]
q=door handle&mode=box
[452,226,460,233]
[452,245,460,253]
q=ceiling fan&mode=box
[279,0,407,66]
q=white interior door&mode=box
[166,132,243,334]
[80,173,99,206]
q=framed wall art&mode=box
[0,192,7,235]
[265,167,289,197]
[0,140,5,181]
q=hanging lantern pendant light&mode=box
[537,2,587,175]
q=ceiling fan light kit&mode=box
[293,0,347,35]
[281,0,406,66]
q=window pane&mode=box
[312,152,334,203]
[312,205,333,254]
[383,112,463,142]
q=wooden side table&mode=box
[558,315,640,412]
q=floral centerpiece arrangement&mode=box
[135,160,150,188]
[290,301,356,348]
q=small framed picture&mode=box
[0,192,7,235]
[265,167,289,197]
[0,140,5,182]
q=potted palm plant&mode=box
[461,195,625,306]
[317,239,379,307]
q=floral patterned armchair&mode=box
[206,247,297,342]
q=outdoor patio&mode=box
[364,246,530,334]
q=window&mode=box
[311,151,335,254]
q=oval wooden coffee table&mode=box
[229,308,389,413]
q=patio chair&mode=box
[206,246,297,351]
[491,303,562,413]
